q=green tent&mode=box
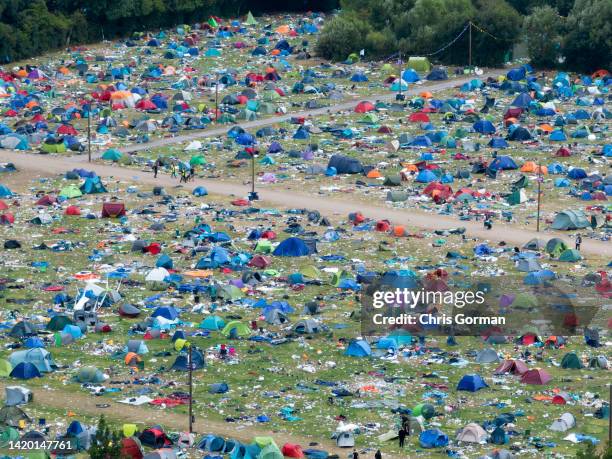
[41,142,66,153]
[217,285,243,301]
[47,314,73,331]
[301,265,321,279]
[551,210,590,230]
[216,114,235,124]
[245,11,258,26]
[558,249,582,262]
[506,188,527,205]
[0,359,12,377]
[0,426,20,445]
[101,148,122,161]
[512,293,538,310]
[387,191,408,202]
[221,320,251,338]
[75,366,106,383]
[546,238,568,257]
[259,444,283,459]
[190,155,206,166]
[331,270,352,286]
[208,17,218,28]
[383,175,401,186]
[361,113,378,124]
[255,240,273,253]
[59,184,82,199]
[407,56,431,72]
[381,63,394,75]
[254,437,277,448]
[561,352,583,369]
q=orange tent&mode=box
[275,25,290,34]
[125,352,142,366]
[538,124,554,133]
[270,49,280,56]
[366,169,382,178]
[16,69,27,78]
[420,91,432,98]
[393,226,406,237]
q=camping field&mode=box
[0,7,610,459]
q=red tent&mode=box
[36,195,56,206]
[0,213,15,224]
[248,255,271,268]
[377,126,393,133]
[136,99,158,110]
[57,124,78,135]
[521,368,552,385]
[494,359,528,375]
[408,112,430,122]
[121,437,144,459]
[144,242,161,255]
[65,205,81,215]
[555,147,572,157]
[0,200,8,210]
[354,101,375,113]
[261,230,277,239]
[282,443,305,458]
[101,202,126,218]
[375,220,391,232]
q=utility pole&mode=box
[396,52,404,102]
[536,164,543,232]
[87,101,92,163]
[468,21,472,70]
[188,344,193,433]
[608,383,611,445]
[249,149,258,201]
[214,72,219,124]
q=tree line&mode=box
[0,0,339,63]
[315,0,611,72]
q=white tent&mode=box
[145,267,169,282]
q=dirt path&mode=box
[0,150,607,256]
[0,381,379,458]
[109,70,506,155]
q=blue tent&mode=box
[489,156,518,171]
[415,169,438,183]
[209,382,229,394]
[410,135,432,147]
[568,168,587,180]
[156,254,173,269]
[0,184,13,197]
[24,337,45,348]
[201,315,225,330]
[10,362,41,379]
[473,120,496,134]
[293,127,310,140]
[350,73,368,82]
[426,68,448,80]
[345,339,371,357]
[273,237,314,257]
[488,138,508,148]
[193,186,208,196]
[152,306,179,320]
[327,155,362,174]
[549,130,567,141]
[402,69,420,82]
[62,324,83,339]
[419,429,449,448]
[506,68,526,81]
[457,374,488,392]
[511,92,532,108]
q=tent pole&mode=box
[188,344,193,433]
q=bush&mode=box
[316,14,370,60]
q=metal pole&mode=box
[188,345,193,433]
[398,52,402,99]
[214,73,219,124]
[87,104,91,163]
[251,153,255,195]
[468,22,472,69]
[536,165,542,232]
[609,383,611,444]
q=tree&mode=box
[472,0,522,66]
[315,13,370,60]
[562,0,611,72]
[88,415,122,459]
[524,5,565,68]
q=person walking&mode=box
[575,233,582,251]
[374,450,382,459]
[352,450,358,459]
[170,163,177,179]
[152,161,159,178]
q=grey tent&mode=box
[327,155,363,174]
[304,164,326,175]
[475,348,500,364]
[126,340,148,354]
[264,309,289,325]
[386,191,408,202]
[0,405,30,427]
[8,322,37,338]
[517,258,542,272]
[523,238,545,251]
[456,423,488,443]
[551,210,590,230]
[589,355,608,369]
[75,366,106,383]
[293,319,322,334]
[383,175,401,186]
[549,413,575,432]
[335,431,355,448]
[5,386,32,406]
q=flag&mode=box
[359,49,365,57]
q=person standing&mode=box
[171,163,177,179]
[575,234,582,251]
[374,450,382,459]
[398,427,406,448]
[352,450,358,459]
[152,161,159,178]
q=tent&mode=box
[456,423,488,443]
[407,57,431,72]
[551,210,589,230]
[273,238,314,257]
[345,340,371,357]
[221,320,250,338]
[521,368,552,385]
[5,386,32,406]
[9,348,56,373]
[457,374,488,392]
[335,432,354,448]
[102,202,126,218]
[419,429,448,448]
[75,366,106,383]
[200,315,225,331]
[561,352,583,369]
[10,362,41,379]
[426,68,448,81]
[327,155,362,174]
[558,249,582,262]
